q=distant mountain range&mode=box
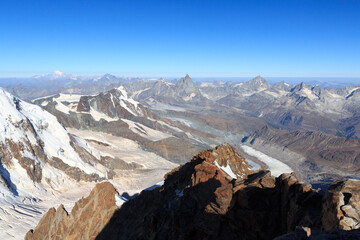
[29,75,360,185]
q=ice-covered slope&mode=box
[0,88,107,191]
[0,88,111,239]
[35,86,151,120]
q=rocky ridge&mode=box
[26,144,360,240]
[25,182,119,240]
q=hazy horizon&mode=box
[1,71,359,89]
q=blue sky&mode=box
[0,0,359,78]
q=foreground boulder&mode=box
[322,180,360,230]
[26,144,360,240]
[25,182,119,240]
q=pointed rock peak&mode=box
[99,73,118,81]
[178,74,194,84]
[164,144,252,186]
[252,75,265,82]
[103,73,115,77]
[198,144,253,179]
[174,74,201,97]
[247,75,268,88]
[292,82,308,91]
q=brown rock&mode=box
[95,145,323,240]
[197,143,253,179]
[322,180,360,230]
[25,182,118,240]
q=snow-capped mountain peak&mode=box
[0,88,108,196]
[33,71,77,81]
[53,70,64,76]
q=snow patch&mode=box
[215,162,237,179]
[54,100,71,114]
[131,87,150,98]
[56,93,83,102]
[121,119,171,141]
[147,101,186,112]
[89,107,119,122]
[183,92,196,101]
[116,86,139,108]
[115,193,127,207]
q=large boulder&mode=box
[25,182,119,240]
[322,180,360,230]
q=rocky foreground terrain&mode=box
[26,144,360,240]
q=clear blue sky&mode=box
[0,0,359,78]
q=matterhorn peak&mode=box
[178,74,193,84]
[174,74,203,101]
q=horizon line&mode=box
[1,72,360,79]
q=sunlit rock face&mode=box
[25,182,119,240]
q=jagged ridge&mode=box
[26,144,360,240]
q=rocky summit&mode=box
[26,144,360,240]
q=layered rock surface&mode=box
[323,180,360,230]
[25,182,119,240]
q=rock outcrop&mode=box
[25,182,119,240]
[322,180,360,230]
[95,145,323,240]
[26,145,360,240]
